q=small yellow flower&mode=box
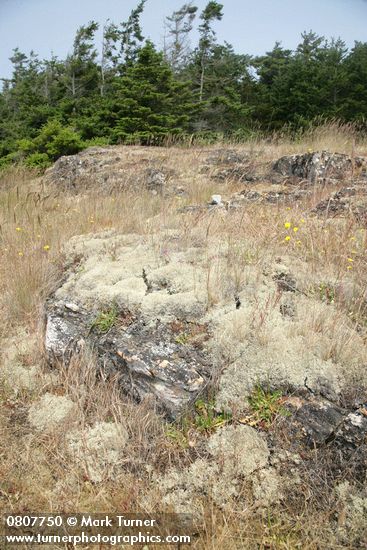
[351,250,357,254]
[350,236,356,241]
[296,240,302,246]
[43,245,50,251]
[16,227,22,232]
[300,218,305,223]
[293,227,299,232]
[347,265,353,270]
[285,236,291,242]
[284,222,291,229]
[347,258,354,262]
[18,251,23,256]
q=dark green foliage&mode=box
[119,0,147,67]
[25,152,51,169]
[34,120,84,160]
[0,2,366,169]
[16,120,84,165]
[341,42,367,120]
[109,42,197,144]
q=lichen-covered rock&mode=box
[67,421,129,483]
[252,468,282,506]
[1,330,41,392]
[42,146,173,193]
[335,481,367,544]
[156,425,271,513]
[44,232,366,419]
[207,424,269,475]
[312,186,367,220]
[273,151,367,184]
[45,232,212,418]
[28,393,75,431]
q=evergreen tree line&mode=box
[1,0,366,168]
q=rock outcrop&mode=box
[272,151,367,184]
[43,146,173,194]
[44,230,366,420]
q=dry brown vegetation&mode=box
[1,125,367,549]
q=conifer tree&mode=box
[197,1,223,101]
[109,42,196,143]
[164,3,198,73]
[119,0,147,68]
[63,21,99,101]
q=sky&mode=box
[0,0,366,79]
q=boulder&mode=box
[45,301,210,419]
[312,186,367,221]
[44,232,212,418]
[273,151,367,184]
[203,149,258,183]
[43,146,173,194]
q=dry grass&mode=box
[0,130,366,549]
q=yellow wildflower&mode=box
[16,227,22,232]
[347,258,354,262]
[284,222,291,229]
[18,251,23,257]
[347,265,353,270]
[43,245,50,251]
[285,236,291,242]
[293,227,299,232]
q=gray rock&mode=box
[205,150,250,166]
[43,147,117,191]
[43,147,174,194]
[144,168,166,193]
[45,301,210,419]
[203,149,258,183]
[273,151,367,184]
[312,186,367,219]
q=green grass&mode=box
[317,282,336,304]
[194,399,232,433]
[248,385,290,428]
[90,305,118,334]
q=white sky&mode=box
[0,0,366,78]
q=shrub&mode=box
[82,136,110,148]
[33,120,85,160]
[25,152,51,170]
